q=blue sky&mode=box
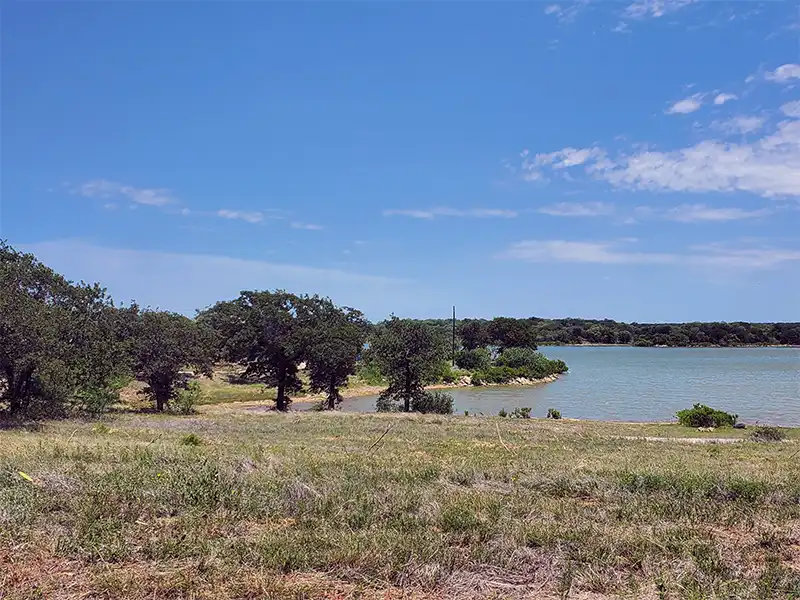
[3,1,799,322]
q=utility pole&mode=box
[452,305,456,366]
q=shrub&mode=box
[498,408,508,418]
[547,408,562,420]
[510,407,531,419]
[471,366,520,385]
[455,348,491,371]
[172,381,203,415]
[180,433,202,446]
[676,404,737,428]
[71,385,119,417]
[495,348,569,379]
[429,361,462,384]
[749,426,787,443]
[355,360,385,385]
[411,390,454,414]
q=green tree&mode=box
[300,296,369,410]
[199,290,307,411]
[371,317,447,412]
[487,317,538,351]
[0,242,130,417]
[132,311,215,411]
[458,319,489,351]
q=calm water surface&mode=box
[342,347,800,425]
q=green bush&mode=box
[455,348,491,371]
[471,366,520,385]
[495,348,568,379]
[411,390,454,414]
[355,360,385,385]
[749,426,787,443]
[429,361,463,384]
[172,381,203,415]
[498,408,508,418]
[676,404,738,428]
[547,408,562,420]
[510,407,531,419]
[179,433,202,446]
[71,385,119,417]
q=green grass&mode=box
[1,412,799,599]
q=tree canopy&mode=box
[371,316,448,412]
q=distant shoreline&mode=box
[538,343,800,349]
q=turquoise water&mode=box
[342,347,800,425]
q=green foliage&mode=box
[510,407,531,419]
[749,426,787,443]
[487,317,538,351]
[172,380,203,415]
[430,361,462,384]
[458,319,490,351]
[496,348,569,378]
[371,317,448,412]
[355,359,385,385]
[198,290,307,411]
[179,433,202,446]
[676,404,738,428]
[300,296,369,410]
[410,390,454,414]
[455,348,491,371]
[132,311,215,412]
[0,242,134,418]
[471,366,520,385]
[498,408,508,417]
[547,408,562,420]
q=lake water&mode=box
[342,347,800,425]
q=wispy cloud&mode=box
[538,202,614,217]
[217,209,264,224]
[666,94,704,115]
[781,101,800,118]
[710,115,766,135]
[713,93,738,105]
[765,64,800,83]
[623,0,697,19]
[499,239,800,269]
[383,207,519,219]
[20,239,414,319]
[291,222,324,230]
[521,119,800,197]
[543,2,589,24]
[636,204,771,222]
[69,180,175,207]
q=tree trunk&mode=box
[276,363,287,411]
[327,378,336,410]
[403,366,411,412]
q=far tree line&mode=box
[2,242,796,418]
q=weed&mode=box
[547,408,562,419]
[750,425,787,442]
[179,433,202,446]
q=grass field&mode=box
[1,409,799,599]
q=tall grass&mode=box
[1,412,798,599]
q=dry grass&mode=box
[1,411,799,599]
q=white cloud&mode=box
[612,21,631,33]
[765,64,800,83]
[19,239,415,319]
[523,120,800,197]
[291,222,324,230]
[637,204,771,222]
[383,207,518,219]
[666,94,704,115]
[542,2,587,23]
[499,240,677,265]
[499,239,800,269]
[711,115,766,135]
[538,202,615,217]
[624,0,697,19]
[217,209,264,224]
[713,93,738,105]
[70,180,175,207]
[781,100,800,118]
